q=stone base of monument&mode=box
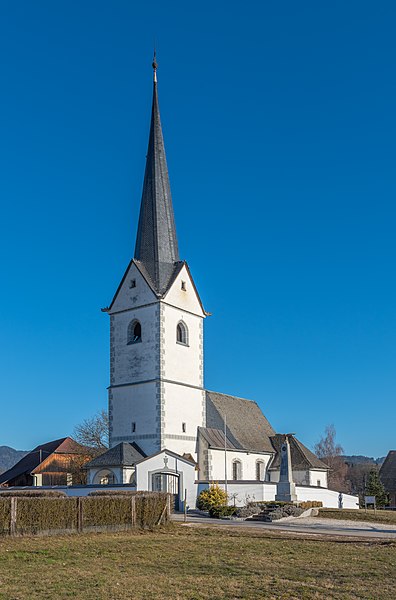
[275,481,297,503]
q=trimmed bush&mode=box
[0,498,11,534]
[209,505,236,518]
[0,491,170,536]
[83,496,132,528]
[271,505,304,520]
[235,504,262,518]
[16,498,77,534]
[0,490,66,497]
[135,494,169,528]
[298,501,323,510]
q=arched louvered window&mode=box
[176,321,189,346]
[232,459,242,481]
[256,460,265,481]
[127,319,142,344]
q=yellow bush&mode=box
[197,484,228,511]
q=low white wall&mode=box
[197,482,278,506]
[295,486,359,509]
[196,482,359,509]
[0,485,136,497]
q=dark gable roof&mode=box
[205,391,276,453]
[0,437,86,485]
[134,76,179,295]
[270,434,329,471]
[198,427,243,451]
[85,443,146,469]
[380,450,396,492]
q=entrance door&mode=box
[152,472,180,511]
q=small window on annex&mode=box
[256,460,265,481]
[127,320,142,344]
[176,321,188,346]
[232,460,242,481]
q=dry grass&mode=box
[0,524,395,599]
[319,508,396,525]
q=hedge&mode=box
[0,492,171,536]
[16,498,77,534]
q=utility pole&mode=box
[224,413,228,497]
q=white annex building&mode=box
[86,61,358,510]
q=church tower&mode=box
[104,58,206,458]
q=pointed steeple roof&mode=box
[134,56,180,294]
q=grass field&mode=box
[319,508,396,525]
[0,525,395,599]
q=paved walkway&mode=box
[173,512,396,540]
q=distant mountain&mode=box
[342,455,385,465]
[0,446,28,475]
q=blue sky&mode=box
[0,1,395,456]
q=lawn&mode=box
[0,525,395,600]
[318,508,396,525]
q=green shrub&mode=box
[197,484,228,511]
[209,505,236,518]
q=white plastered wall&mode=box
[162,382,205,457]
[208,449,273,482]
[111,303,159,386]
[269,468,328,488]
[109,262,157,313]
[110,381,160,455]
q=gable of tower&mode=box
[108,260,157,313]
[162,262,206,316]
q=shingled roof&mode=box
[85,443,146,469]
[380,450,396,493]
[133,64,180,295]
[205,391,276,453]
[269,434,329,470]
[0,437,87,485]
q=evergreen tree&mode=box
[365,470,388,507]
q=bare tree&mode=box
[73,409,109,456]
[314,424,349,492]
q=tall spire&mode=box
[134,55,180,294]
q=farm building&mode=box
[0,437,90,487]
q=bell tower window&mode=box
[127,320,142,344]
[176,321,189,346]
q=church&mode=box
[86,60,358,511]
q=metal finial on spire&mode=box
[152,49,158,83]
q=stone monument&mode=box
[275,434,297,502]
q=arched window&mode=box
[127,319,142,344]
[93,469,117,485]
[232,459,242,481]
[256,460,265,481]
[176,321,188,346]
